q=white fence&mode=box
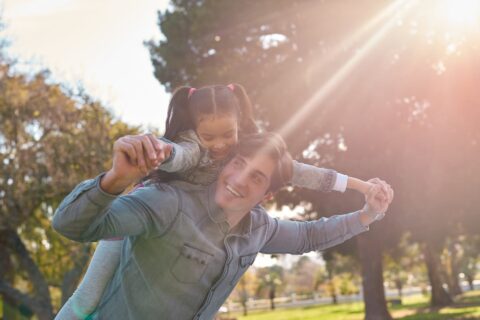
[222,280,480,313]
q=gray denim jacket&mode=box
[52,175,368,320]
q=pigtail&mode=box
[141,86,193,187]
[229,83,259,134]
[164,86,195,140]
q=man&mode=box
[53,132,393,320]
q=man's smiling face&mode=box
[215,153,275,216]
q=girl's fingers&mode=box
[367,184,380,203]
[146,134,162,152]
[141,134,157,163]
[388,185,394,202]
[157,142,173,165]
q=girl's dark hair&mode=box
[142,84,259,186]
[163,83,259,140]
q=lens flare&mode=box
[437,0,480,29]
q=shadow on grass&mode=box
[398,311,476,320]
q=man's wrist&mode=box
[100,170,131,195]
[359,207,378,226]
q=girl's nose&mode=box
[213,142,226,150]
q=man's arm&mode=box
[261,180,393,254]
[52,174,179,242]
[260,211,368,255]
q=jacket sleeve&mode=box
[52,174,179,242]
[260,211,368,254]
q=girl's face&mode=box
[195,114,238,160]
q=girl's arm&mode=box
[157,130,202,173]
[291,161,373,194]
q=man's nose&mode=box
[231,168,249,188]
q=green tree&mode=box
[232,269,257,316]
[0,53,137,318]
[383,233,425,299]
[255,265,284,310]
[148,0,480,317]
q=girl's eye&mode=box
[223,132,235,139]
[201,136,214,142]
[233,159,243,168]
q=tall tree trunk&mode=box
[447,240,462,296]
[357,234,393,320]
[269,285,276,310]
[326,266,338,304]
[241,300,248,316]
[424,242,452,307]
[395,279,403,299]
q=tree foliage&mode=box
[0,50,138,318]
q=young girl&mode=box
[55,84,382,319]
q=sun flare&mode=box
[437,0,480,29]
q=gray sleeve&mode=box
[260,211,368,254]
[291,160,338,192]
[52,174,179,242]
[158,132,202,173]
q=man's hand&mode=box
[359,178,394,226]
[100,134,173,194]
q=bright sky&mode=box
[1,0,170,131]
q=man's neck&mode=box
[225,210,249,230]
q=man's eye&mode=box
[233,159,243,168]
[252,174,263,184]
[202,136,214,142]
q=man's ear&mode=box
[262,191,274,202]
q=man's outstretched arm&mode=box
[261,179,393,254]
[52,174,178,242]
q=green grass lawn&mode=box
[225,291,480,320]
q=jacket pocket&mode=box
[170,243,214,284]
[230,253,257,286]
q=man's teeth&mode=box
[226,185,242,198]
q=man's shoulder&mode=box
[132,180,207,203]
[249,205,273,229]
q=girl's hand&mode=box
[100,134,172,194]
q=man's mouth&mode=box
[226,184,243,198]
